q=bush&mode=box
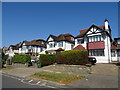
[12,54,31,64]
[56,50,88,65]
[2,52,8,66]
[40,54,56,67]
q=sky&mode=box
[2,2,118,47]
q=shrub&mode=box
[12,54,31,64]
[56,50,88,65]
[39,54,56,67]
[2,52,8,66]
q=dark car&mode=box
[88,56,97,65]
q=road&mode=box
[1,73,57,89]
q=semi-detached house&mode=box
[46,34,75,54]
[73,19,120,63]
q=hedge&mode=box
[56,50,88,65]
[39,50,88,67]
[2,52,8,66]
[40,54,56,67]
[12,54,31,64]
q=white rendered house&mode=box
[45,34,75,54]
[73,19,113,63]
[18,39,46,54]
[111,38,120,62]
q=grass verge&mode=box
[31,71,85,84]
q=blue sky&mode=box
[2,2,118,47]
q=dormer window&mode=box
[71,37,74,41]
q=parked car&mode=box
[88,56,97,65]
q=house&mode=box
[73,19,113,63]
[2,47,9,55]
[111,38,120,62]
[18,39,46,54]
[7,43,21,56]
[46,33,75,54]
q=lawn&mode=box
[31,71,85,84]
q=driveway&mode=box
[68,63,118,88]
[91,63,118,76]
[2,67,42,78]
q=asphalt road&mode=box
[1,74,57,89]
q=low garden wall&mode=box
[12,63,28,68]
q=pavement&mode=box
[1,63,119,88]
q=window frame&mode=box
[89,49,105,56]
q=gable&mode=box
[48,36,54,42]
[86,25,105,35]
[23,43,26,45]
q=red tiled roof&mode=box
[79,25,105,34]
[56,48,64,51]
[76,25,106,38]
[73,45,85,50]
[47,33,75,44]
[80,29,88,34]
[21,40,46,47]
[111,45,120,49]
[2,47,8,50]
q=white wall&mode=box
[74,26,112,63]
[64,41,74,50]
[111,50,119,61]
[46,41,74,51]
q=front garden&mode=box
[31,71,85,84]
[8,50,88,68]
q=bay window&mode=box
[88,35,104,42]
[89,49,104,56]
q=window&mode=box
[22,46,26,51]
[117,50,120,57]
[71,45,74,49]
[71,37,74,41]
[89,37,92,42]
[89,49,104,56]
[117,40,120,44]
[88,35,104,42]
[54,43,57,47]
[49,43,53,48]
[111,50,116,57]
[77,39,84,44]
[40,48,43,52]
[32,46,36,52]
[58,42,63,47]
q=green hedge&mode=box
[12,54,31,64]
[2,52,8,66]
[40,54,56,67]
[56,50,88,65]
[39,50,88,67]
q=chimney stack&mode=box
[104,19,109,30]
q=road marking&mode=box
[36,81,41,84]
[2,73,57,88]
[40,82,47,86]
[28,80,33,83]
